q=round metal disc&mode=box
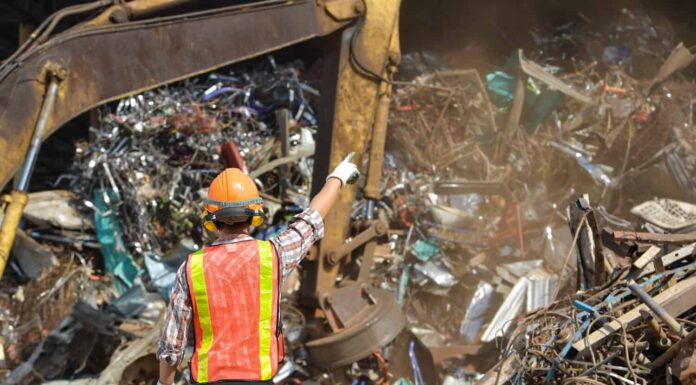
[306,288,405,368]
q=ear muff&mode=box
[251,213,264,228]
[202,207,266,228]
[202,210,218,232]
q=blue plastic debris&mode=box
[409,340,426,385]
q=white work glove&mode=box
[327,152,360,187]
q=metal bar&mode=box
[326,220,387,265]
[16,79,60,191]
[615,230,696,245]
[276,108,290,201]
[495,74,525,162]
[357,240,377,283]
[517,49,594,104]
[363,82,392,199]
[249,150,314,179]
[628,280,687,337]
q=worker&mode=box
[156,154,359,385]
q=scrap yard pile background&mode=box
[2,4,696,385]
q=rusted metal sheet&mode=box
[0,0,352,190]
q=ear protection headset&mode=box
[201,197,265,231]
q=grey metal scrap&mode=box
[459,281,494,343]
[414,258,458,287]
[526,268,558,312]
[480,277,528,342]
[516,49,595,105]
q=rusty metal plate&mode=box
[306,288,405,368]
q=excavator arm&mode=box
[0,0,357,188]
[0,0,402,369]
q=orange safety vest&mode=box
[186,240,283,383]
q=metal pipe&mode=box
[628,280,687,337]
[16,79,60,191]
[363,81,392,200]
[365,199,375,219]
[37,0,116,43]
[0,76,61,277]
[643,310,672,349]
[650,326,696,369]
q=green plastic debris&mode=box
[393,379,414,385]
[485,70,517,106]
[485,70,562,134]
[93,188,140,293]
[411,239,439,262]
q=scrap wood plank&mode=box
[632,245,661,271]
[572,275,696,356]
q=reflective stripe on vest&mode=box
[257,240,274,380]
[189,249,213,382]
[187,240,279,383]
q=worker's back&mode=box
[186,239,283,383]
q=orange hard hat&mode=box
[204,168,263,213]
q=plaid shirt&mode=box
[156,208,324,366]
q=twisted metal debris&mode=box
[68,60,318,259]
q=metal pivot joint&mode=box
[325,220,388,265]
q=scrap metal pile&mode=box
[2,7,696,385]
[361,8,696,385]
[71,58,317,264]
[480,229,696,385]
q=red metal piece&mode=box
[220,142,248,174]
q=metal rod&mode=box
[276,108,290,202]
[16,79,60,191]
[628,280,687,337]
[364,82,392,200]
